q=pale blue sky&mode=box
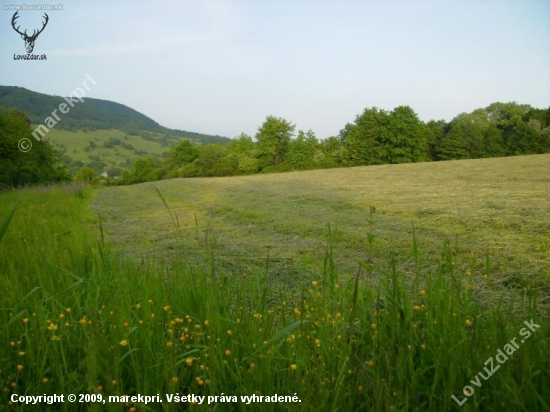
[1,0,549,138]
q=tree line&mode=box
[1,101,548,189]
[117,101,550,184]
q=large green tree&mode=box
[503,115,543,155]
[320,136,343,167]
[168,140,199,164]
[341,107,388,166]
[255,116,295,167]
[424,120,447,161]
[120,157,161,184]
[0,108,69,189]
[286,129,320,170]
[438,109,505,160]
[160,139,201,178]
[380,106,426,164]
[193,144,237,177]
[484,102,549,155]
[227,133,260,174]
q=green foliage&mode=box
[380,106,426,164]
[102,137,121,148]
[120,157,161,184]
[437,116,470,160]
[286,130,322,170]
[423,120,446,160]
[503,115,544,155]
[193,144,238,177]
[0,109,69,189]
[228,134,260,174]
[342,106,426,165]
[438,103,550,160]
[73,167,97,183]
[105,165,123,178]
[256,116,296,167]
[227,133,255,154]
[236,155,260,174]
[85,140,97,151]
[168,139,199,164]
[341,108,387,166]
[320,136,343,167]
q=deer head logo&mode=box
[11,11,49,54]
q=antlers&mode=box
[33,12,49,40]
[11,11,25,36]
[11,11,49,40]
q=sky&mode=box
[0,0,549,139]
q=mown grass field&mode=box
[94,154,550,302]
[1,155,549,411]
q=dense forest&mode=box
[116,102,550,184]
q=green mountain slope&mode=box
[0,85,229,144]
[0,85,232,175]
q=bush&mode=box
[73,167,96,183]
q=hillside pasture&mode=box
[45,128,190,174]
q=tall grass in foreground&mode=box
[0,186,548,411]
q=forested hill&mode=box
[0,86,229,144]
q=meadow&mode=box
[94,154,550,301]
[45,129,185,174]
[1,155,549,411]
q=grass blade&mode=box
[0,200,17,243]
